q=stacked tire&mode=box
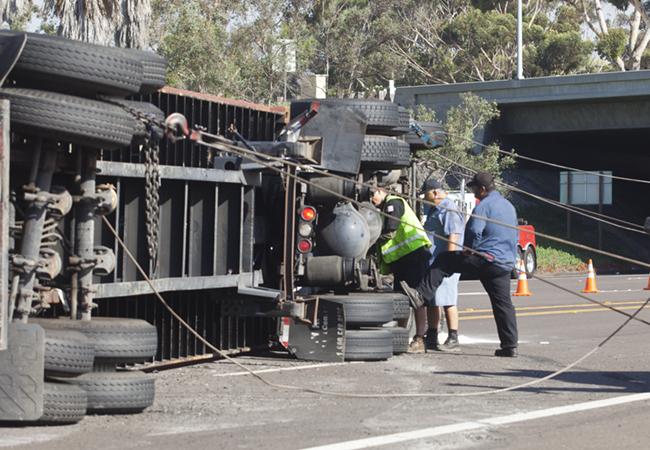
[290,98,412,171]
[0,32,165,424]
[0,30,166,149]
[322,292,411,360]
[32,318,158,423]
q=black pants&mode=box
[416,251,518,349]
[390,247,430,294]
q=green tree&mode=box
[155,2,243,95]
[391,1,594,85]
[566,0,650,70]
[413,93,516,188]
[304,0,405,96]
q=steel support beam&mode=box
[0,101,9,350]
[96,161,261,186]
[94,271,262,298]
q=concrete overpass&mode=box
[395,71,650,268]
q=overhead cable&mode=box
[440,130,650,185]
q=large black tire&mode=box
[0,88,136,149]
[291,98,400,132]
[344,329,393,361]
[360,135,411,169]
[122,48,166,93]
[386,326,409,354]
[43,328,94,377]
[347,291,410,320]
[390,106,411,136]
[105,98,165,140]
[39,381,87,424]
[31,317,158,364]
[1,30,142,96]
[65,371,155,414]
[391,293,411,320]
[321,294,394,326]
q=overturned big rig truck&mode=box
[0,32,416,424]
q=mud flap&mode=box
[281,299,345,362]
[0,32,27,86]
[0,323,44,421]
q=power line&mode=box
[430,150,649,236]
[195,133,650,326]
[440,130,650,185]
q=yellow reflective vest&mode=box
[379,195,431,270]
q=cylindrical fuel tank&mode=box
[318,202,370,259]
[357,202,382,247]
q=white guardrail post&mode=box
[0,100,9,350]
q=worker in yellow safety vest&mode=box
[370,186,431,299]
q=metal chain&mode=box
[98,96,163,276]
[143,128,160,276]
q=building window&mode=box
[559,171,612,205]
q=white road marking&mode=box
[458,292,487,296]
[597,288,641,293]
[213,362,360,377]
[301,392,650,450]
[0,432,74,448]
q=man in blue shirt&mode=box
[401,172,520,357]
[408,179,465,353]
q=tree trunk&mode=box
[45,0,151,48]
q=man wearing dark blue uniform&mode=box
[401,172,520,357]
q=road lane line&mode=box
[461,300,646,314]
[213,362,359,377]
[302,392,650,450]
[461,305,649,320]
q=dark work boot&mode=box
[438,334,460,353]
[399,281,426,309]
[494,348,518,357]
[424,329,439,351]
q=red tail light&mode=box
[300,206,316,222]
[297,239,312,253]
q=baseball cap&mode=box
[467,172,495,189]
[419,179,442,195]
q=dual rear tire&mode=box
[34,317,158,422]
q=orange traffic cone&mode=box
[644,274,650,291]
[581,259,599,293]
[513,260,532,297]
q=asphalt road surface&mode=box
[2,274,649,449]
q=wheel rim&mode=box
[526,250,535,273]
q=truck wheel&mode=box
[107,98,165,141]
[389,106,411,136]
[122,48,166,93]
[2,30,142,96]
[391,293,411,320]
[321,294,394,326]
[524,246,537,278]
[65,371,155,414]
[39,381,87,424]
[290,98,400,132]
[31,317,158,364]
[43,328,94,377]
[386,326,409,354]
[360,135,411,169]
[0,88,136,149]
[344,329,393,361]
